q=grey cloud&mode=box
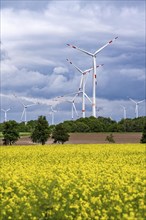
[53,66,68,74]
[1,0,50,11]
[1,0,145,122]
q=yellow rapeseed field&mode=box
[0,144,145,220]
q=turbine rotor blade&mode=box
[129,98,137,104]
[94,36,118,56]
[58,91,80,98]
[96,64,104,68]
[21,109,25,121]
[138,100,145,104]
[14,94,25,106]
[84,92,92,104]
[26,104,36,108]
[72,93,79,102]
[79,75,84,90]
[67,44,93,56]
[66,59,83,73]
[83,64,104,74]
[72,102,78,116]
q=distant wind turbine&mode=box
[67,36,118,117]
[1,108,10,122]
[129,98,145,118]
[120,105,127,119]
[59,92,81,120]
[63,93,80,120]
[14,94,38,124]
[49,106,57,125]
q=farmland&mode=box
[0,132,142,145]
[0,144,145,220]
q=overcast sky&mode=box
[0,0,145,124]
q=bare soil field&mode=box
[0,133,142,145]
[66,133,142,144]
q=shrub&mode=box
[105,133,115,143]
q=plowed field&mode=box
[0,133,142,145]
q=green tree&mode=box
[31,116,50,145]
[0,123,4,132]
[140,124,146,143]
[2,120,20,145]
[63,121,77,133]
[75,122,90,132]
[52,123,70,144]
[26,120,38,132]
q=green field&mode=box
[0,144,145,220]
[0,132,31,138]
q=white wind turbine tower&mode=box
[67,36,118,117]
[120,105,127,119]
[129,98,145,118]
[68,94,79,120]
[14,95,38,124]
[66,58,103,118]
[50,106,57,125]
[1,108,10,122]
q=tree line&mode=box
[0,116,145,133]
[62,116,146,133]
[0,116,146,145]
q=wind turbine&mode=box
[129,98,145,118]
[59,92,81,120]
[56,91,82,120]
[50,106,57,125]
[66,58,103,118]
[120,105,127,119]
[1,108,10,122]
[68,93,79,120]
[67,36,118,117]
[14,95,38,124]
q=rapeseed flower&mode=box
[0,144,145,219]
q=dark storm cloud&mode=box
[97,72,145,100]
[0,0,145,122]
